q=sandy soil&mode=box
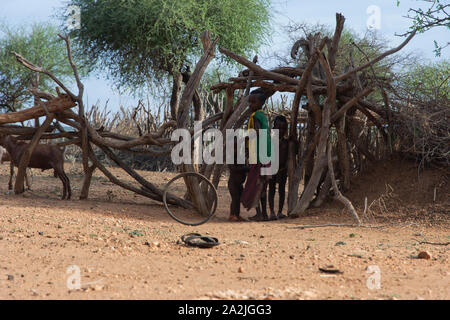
[0,159,448,300]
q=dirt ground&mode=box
[0,159,448,300]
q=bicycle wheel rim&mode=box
[162,172,218,226]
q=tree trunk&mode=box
[176,31,218,216]
[80,164,96,199]
[0,95,75,125]
[170,72,183,120]
[336,115,351,191]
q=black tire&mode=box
[162,172,218,226]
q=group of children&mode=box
[227,88,289,222]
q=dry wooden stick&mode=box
[336,30,416,82]
[289,50,335,217]
[327,140,362,226]
[412,239,450,246]
[0,95,75,125]
[12,52,77,100]
[287,223,356,229]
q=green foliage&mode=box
[399,59,449,102]
[335,29,392,76]
[66,0,271,89]
[0,22,90,112]
[397,0,450,56]
[391,59,449,165]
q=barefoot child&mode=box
[228,162,249,222]
[268,115,288,220]
[228,138,249,222]
[241,88,271,221]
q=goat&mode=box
[0,135,71,199]
[0,146,32,191]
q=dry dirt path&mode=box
[0,164,448,300]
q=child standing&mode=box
[241,88,271,221]
[268,115,288,220]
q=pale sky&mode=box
[1,0,448,112]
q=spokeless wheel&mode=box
[162,172,218,226]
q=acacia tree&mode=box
[390,59,449,166]
[66,0,271,118]
[397,0,450,55]
[0,23,90,113]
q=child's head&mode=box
[273,115,288,137]
[248,88,266,112]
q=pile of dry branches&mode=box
[390,83,449,167]
[207,14,416,223]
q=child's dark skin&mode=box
[228,142,249,222]
[247,91,269,221]
[268,116,288,220]
[228,163,248,221]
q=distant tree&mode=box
[65,0,272,116]
[397,59,449,101]
[397,0,450,56]
[390,59,449,165]
[0,23,90,112]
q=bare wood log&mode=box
[56,138,81,148]
[219,47,300,85]
[0,124,57,136]
[355,104,388,142]
[177,31,218,128]
[59,34,95,200]
[17,131,77,140]
[327,140,361,225]
[312,170,332,207]
[302,114,316,187]
[177,31,218,216]
[86,146,158,198]
[327,13,346,72]
[331,87,374,123]
[349,98,387,119]
[290,50,335,217]
[336,114,351,191]
[210,80,352,95]
[85,144,190,207]
[193,90,205,121]
[286,155,304,212]
[0,94,75,125]
[29,88,55,101]
[170,72,183,120]
[244,55,258,96]
[85,121,175,149]
[307,80,322,125]
[221,87,235,129]
[348,123,376,162]
[11,52,76,99]
[287,38,328,214]
[241,66,308,78]
[58,34,84,99]
[97,144,192,208]
[291,39,309,60]
[80,164,96,200]
[32,60,42,129]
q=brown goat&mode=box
[0,146,33,191]
[0,135,71,199]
